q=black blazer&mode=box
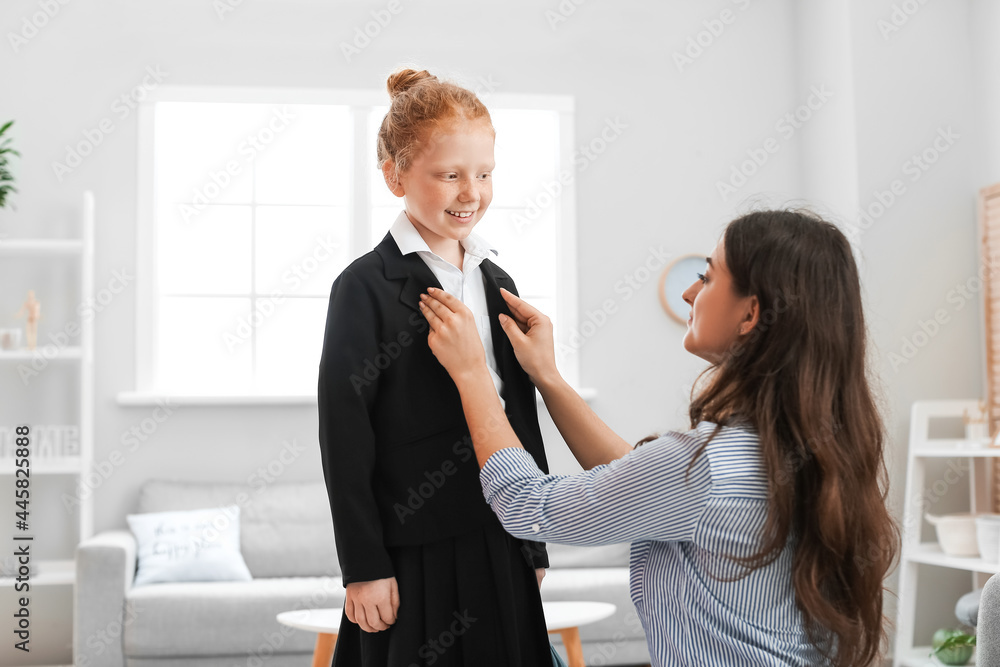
[317,232,550,586]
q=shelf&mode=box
[0,347,82,361]
[912,439,1000,457]
[0,559,75,587]
[115,386,600,406]
[895,646,977,666]
[905,543,1000,573]
[0,457,81,474]
[0,239,83,256]
[896,401,989,666]
[116,391,315,406]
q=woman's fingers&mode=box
[420,287,474,325]
[500,288,541,331]
[426,286,461,309]
[500,287,531,322]
[498,313,526,342]
[418,298,442,329]
[500,308,529,334]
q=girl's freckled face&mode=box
[395,118,496,247]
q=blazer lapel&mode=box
[375,235,515,389]
[374,232,442,313]
[479,259,515,383]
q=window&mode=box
[127,86,577,402]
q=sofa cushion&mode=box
[124,576,345,658]
[127,505,252,586]
[138,480,339,578]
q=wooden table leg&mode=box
[312,632,337,667]
[555,626,584,667]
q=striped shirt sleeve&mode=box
[480,431,713,546]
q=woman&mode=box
[417,209,898,666]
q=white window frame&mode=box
[118,85,578,406]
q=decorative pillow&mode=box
[137,480,340,578]
[126,505,253,586]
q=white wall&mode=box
[973,0,1000,186]
[1,0,997,663]
[846,0,988,645]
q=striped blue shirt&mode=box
[480,421,829,666]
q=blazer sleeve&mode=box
[502,277,550,571]
[318,267,394,586]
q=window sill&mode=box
[116,391,316,406]
[116,387,598,407]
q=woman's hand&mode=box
[497,288,559,387]
[419,287,489,381]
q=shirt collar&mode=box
[389,210,498,262]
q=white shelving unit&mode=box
[0,191,94,589]
[894,399,994,666]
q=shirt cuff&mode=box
[480,447,544,506]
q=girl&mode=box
[317,68,554,666]
[419,210,899,666]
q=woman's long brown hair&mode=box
[672,210,898,666]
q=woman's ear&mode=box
[382,160,405,197]
[740,295,760,335]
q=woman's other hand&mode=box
[498,288,559,386]
[420,287,488,380]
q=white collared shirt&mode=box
[389,210,506,408]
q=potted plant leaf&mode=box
[931,628,976,665]
[0,120,19,211]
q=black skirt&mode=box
[332,520,552,667]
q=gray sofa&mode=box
[979,574,1000,664]
[74,479,649,666]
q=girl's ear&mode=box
[382,160,405,197]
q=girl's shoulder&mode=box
[342,248,384,277]
[332,248,393,294]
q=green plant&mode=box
[0,120,20,210]
[931,628,976,665]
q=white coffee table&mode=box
[277,602,617,667]
[276,607,343,667]
[543,601,617,667]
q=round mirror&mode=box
[658,253,706,324]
